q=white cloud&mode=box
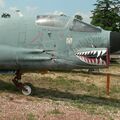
[9,6,23,17]
[26,6,39,15]
[0,0,5,7]
[9,6,39,17]
[80,12,92,23]
[9,6,18,11]
[53,11,65,15]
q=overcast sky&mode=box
[0,0,97,23]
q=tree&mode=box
[91,0,120,32]
[74,12,83,21]
[1,13,11,18]
[74,14,83,21]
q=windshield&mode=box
[70,19,101,32]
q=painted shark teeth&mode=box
[78,50,103,57]
[97,51,102,57]
[101,50,106,56]
[76,49,107,66]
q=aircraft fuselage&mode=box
[0,15,118,71]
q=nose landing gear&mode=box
[21,84,32,96]
[12,70,32,96]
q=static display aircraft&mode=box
[0,13,120,95]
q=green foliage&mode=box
[48,108,64,115]
[91,0,120,32]
[75,15,83,20]
[27,113,36,120]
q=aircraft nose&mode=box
[110,32,120,53]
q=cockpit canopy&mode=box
[36,15,69,28]
[36,14,101,32]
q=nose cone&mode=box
[110,32,120,53]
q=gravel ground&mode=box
[0,93,105,120]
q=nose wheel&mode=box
[12,70,33,96]
[22,84,32,96]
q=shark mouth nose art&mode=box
[76,49,108,66]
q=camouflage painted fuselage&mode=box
[0,15,110,71]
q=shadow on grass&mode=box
[0,79,120,108]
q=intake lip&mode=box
[110,32,120,53]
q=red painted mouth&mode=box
[76,49,107,66]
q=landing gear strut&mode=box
[12,70,32,96]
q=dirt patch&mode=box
[0,93,104,120]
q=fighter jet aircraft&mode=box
[0,13,120,95]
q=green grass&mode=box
[34,73,120,119]
[72,98,120,115]
[28,75,119,119]
[48,109,64,115]
[34,77,104,96]
[27,113,36,120]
